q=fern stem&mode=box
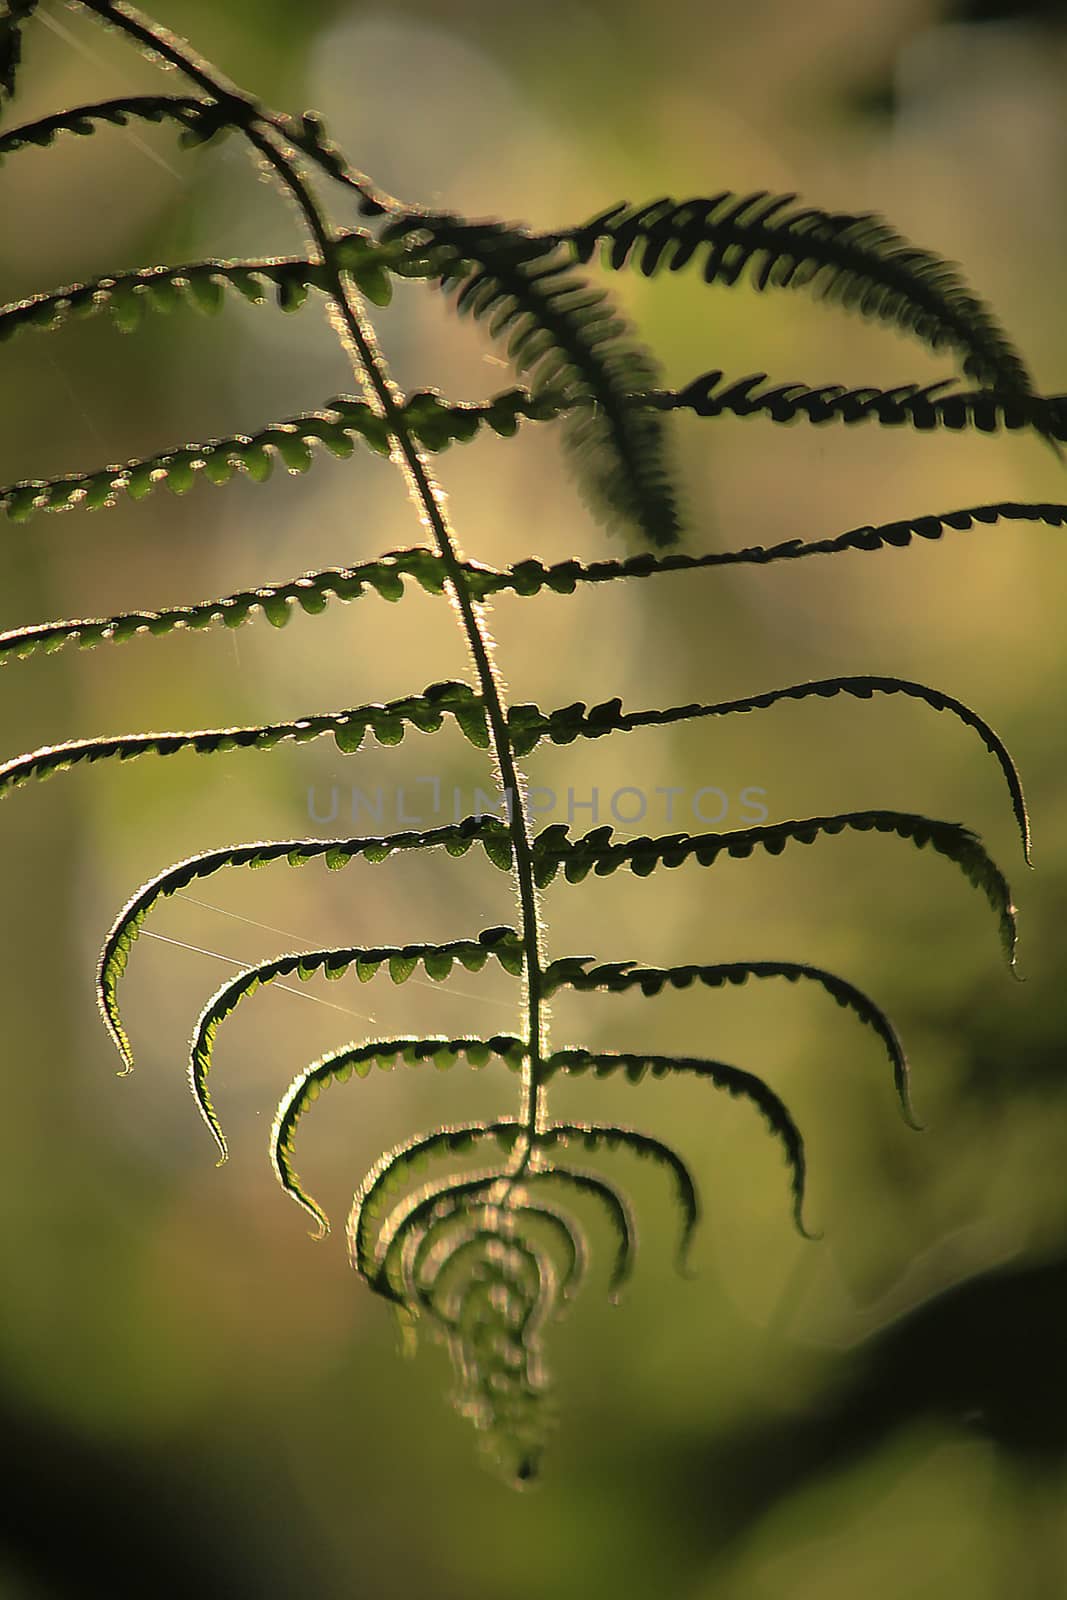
[78,0,550,1146]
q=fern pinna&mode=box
[0,1,1059,1483]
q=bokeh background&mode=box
[1,1,1066,1594]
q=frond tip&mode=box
[503,674,1030,864]
[546,1048,814,1238]
[531,812,1018,968]
[96,818,514,1073]
[274,1070,525,1238]
[545,956,918,1129]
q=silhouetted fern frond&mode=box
[379,211,680,545]
[559,192,1033,393]
[2,0,1057,1481]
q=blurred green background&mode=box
[1,1,1066,1594]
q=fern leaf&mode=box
[0,681,491,797]
[546,1048,811,1237]
[0,549,454,666]
[6,369,1057,527]
[521,1167,636,1298]
[661,370,1067,440]
[7,676,1021,876]
[504,676,1029,861]
[545,956,915,1129]
[371,1163,636,1301]
[10,503,1063,669]
[530,812,1017,965]
[380,212,679,545]
[0,233,401,344]
[413,1202,586,1305]
[371,1169,527,1301]
[0,387,567,524]
[417,1225,541,1307]
[0,410,375,522]
[420,1245,546,1354]
[342,1120,524,1267]
[190,929,523,1161]
[274,1062,524,1239]
[97,822,514,1072]
[470,501,1067,594]
[397,1198,553,1320]
[0,92,223,158]
[513,1202,586,1301]
[560,194,1034,393]
[536,1122,698,1275]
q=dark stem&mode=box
[74,0,549,1144]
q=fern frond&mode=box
[413,1202,586,1305]
[536,1122,698,1275]
[98,821,515,1072]
[0,233,402,345]
[545,1048,811,1237]
[530,813,1017,966]
[560,194,1034,393]
[529,499,1067,582]
[11,502,1063,669]
[371,1169,527,1300]
[191,929,523,1161]
[0,92,222,158]
[6,366,1058,528]
[0,549,454,666]
[342,1122,524,1267]
[503,676,1029,861]
[416,1229,543,1326]
[661,370,1067,439]
[6,677,1021,865]
[380,212,679,545]
[277,1070,524,1240]
[471,500,1067,591]
[545,957,915,1128]
[372,1163,637,1301]
[0,681,493,797]
[402,1203,550,1321]
[0,387,569,524]
[521,1167,636,1298]
[425,1237,545,1335]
